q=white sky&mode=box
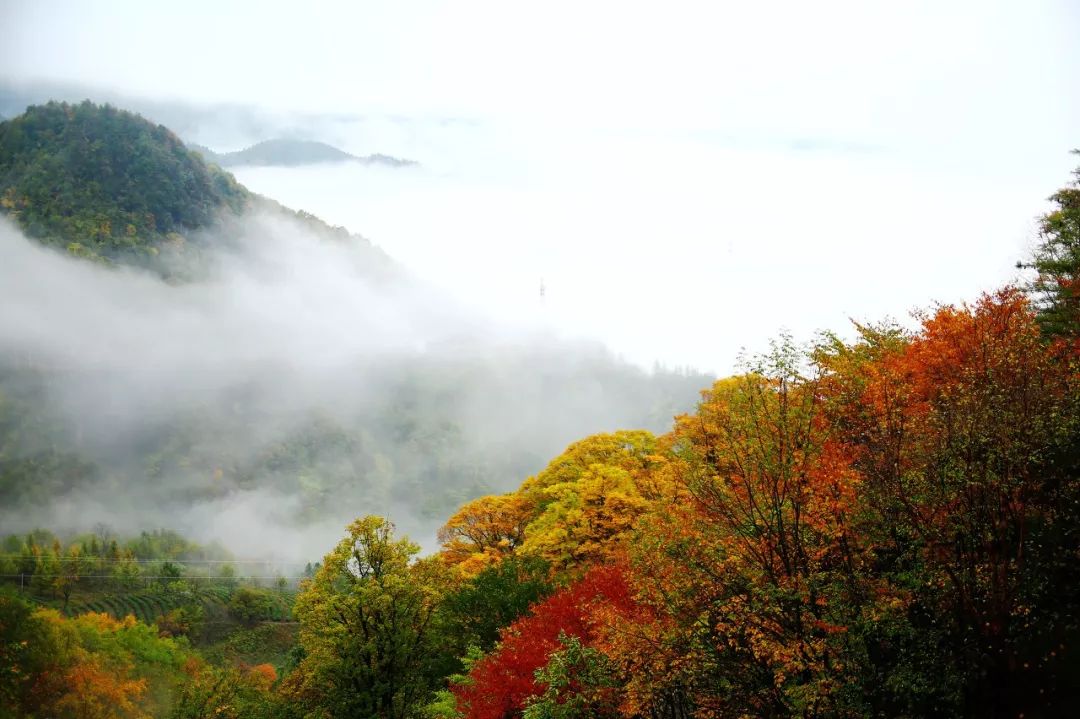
[3,0,1079,372]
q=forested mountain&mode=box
[0,102,393,277]
[189,138,418,168]
[0,101,250,264]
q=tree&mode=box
[452,565,632,719]
[170,660,284,719]
[817,289,1080,716]
[289,516,450,719]
[111,553,141,591]
[1024,153,1080,340]
[440,554,553,653]
[619,337,879,717]
[522,635,621,719]
[228,586,274,625]
[0,591,57,717]
[520,462,652,570]
[1,595,189,719]
[56,544,90,610]
[31,546,60,598]
[437,431,675,576]
[438,494,534,576]
[518,431,662,505]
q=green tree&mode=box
[229,586,274,625]
[440,554,552,652]
[522,635,620,719]
[55,544,89,610]
[290,516,450,719]
[111,553,141,591]
[1024,152,1080,339]
[156,560,184,593]
[30,547,59,598]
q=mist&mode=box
[229,122,1052,373]
[0,213,708,560]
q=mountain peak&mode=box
[189,137,419,169]
[0,100,250,263]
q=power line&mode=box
[0,555,314,565]
[0,574,307,580]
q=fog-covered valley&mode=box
[0,209,707,559]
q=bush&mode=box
[228,586,275,624]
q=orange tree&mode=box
[610,336,883,717]
[816,290,1080,716]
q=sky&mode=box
[2,0,1079,372]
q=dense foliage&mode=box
[425,284,1080,718]
[0,101,249,263]
[0,591,193,718]
[6,278,1080,717]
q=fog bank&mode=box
[0,214,708,559]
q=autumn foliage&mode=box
[0,600,192,719]
[440,287,1080,719]
[452,564,633,719]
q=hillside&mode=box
[190,138,418,168]
[0,101,250,263]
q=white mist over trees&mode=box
[0,214,708,558]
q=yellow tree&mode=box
[439,431,673,575]
[438,493,534,576]
[518,430,664,504]
[515,430,677,572]
[520,462,651,569]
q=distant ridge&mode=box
[189,138,419,169]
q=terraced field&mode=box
[68,590,217,624]
[65,586,295,624]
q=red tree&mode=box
[454,564,633,719]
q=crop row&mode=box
[66,587,294,622]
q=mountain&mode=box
[190,138,419,168]
[0,101,250,264]
[0,101,387,274]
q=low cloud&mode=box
[0,213,708,560]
